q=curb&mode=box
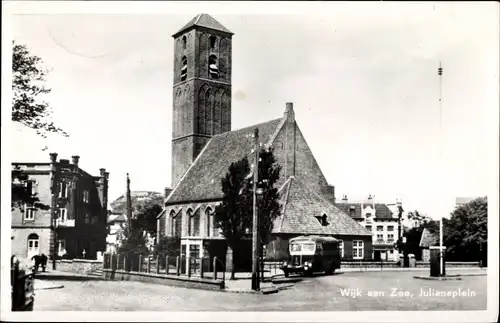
[35,284,65,290]
[222,284,294,294]
[413,275,462,281]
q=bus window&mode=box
[290,244,301,252]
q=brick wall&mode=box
[265,234,373,261]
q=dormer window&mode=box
[181,56,187,81]
[182,36,187,50]
[209,55,219,79]
[209,35,217,49]
[315,213,328,226]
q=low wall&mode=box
[103,269,224,291]
[342,261,400,268]
[55,259,103,275]
[415,261,480,268]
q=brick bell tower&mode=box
[171,14,234,187]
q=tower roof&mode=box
[173,13,233,37]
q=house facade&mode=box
[156,14,372,272]
[11,154,109,261]
[336,195,400,261]
[106,212,127,254]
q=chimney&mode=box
[71,155,80,166]
[368,194,374,202]
[284,102,295,119]
[100,168,106,176]
[342,194,348,203]
[49,152,58,163]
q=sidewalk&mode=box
[35,269,103,281]
[338,266,487,273]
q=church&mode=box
[156,14,372,271]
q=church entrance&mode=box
[181,239,203,274]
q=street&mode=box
[33,270,487,311]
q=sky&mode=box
[4,1,499,219]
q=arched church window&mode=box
[169,210,176,236]
[209,55,219,79]
[181,56,187,81]
[209,35,217,49]
[193,209,200,236]
[182,36,187,50]
[206,207,213,237]
[187,209,193,236]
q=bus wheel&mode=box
[284,270,289,278]
[326,264,335,275]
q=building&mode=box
[11,154,109,261]
[106,212,127,254]
[455,197,476,208]
[110,190,166,215]
[419,228,438,262]
[336,195,400,261]
[156,14,372,272]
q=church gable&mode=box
[271,119,331,200]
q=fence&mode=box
[103,253,226,282]
[11,259,35,311]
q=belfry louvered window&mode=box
[209,55,219,79]
[181,56,187,81]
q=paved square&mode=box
[33,270,486,311]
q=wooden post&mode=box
[200,257,205,278]
[187,257,191,277]
[213,257,218,280]
[176,256,180,276]
[138,255,142,272]
[147,257,151,273]
[165,256,169,274]
[156,256,160,274]
[123,255,127,272]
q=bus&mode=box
[281,235,341,277]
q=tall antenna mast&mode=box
[437,62,444,276]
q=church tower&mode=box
[171,14,233,187]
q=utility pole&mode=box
[251,128,260,291]
[438,62,444,276]
[126,173,133,230]
[49,153,59,270]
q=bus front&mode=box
[281,239,316,276]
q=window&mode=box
[57,239,66,256]
[209,55,219,79]
[338,240,344,258]
[181,56,187,81]
[169,210,176,236]
[387,225,394,231]
[376,234,384,242]
[25,180,36,196]
[83,190,89,203]
[365,225,372,232]
[376,225,383,231]
[388,234,394,243]
[187,209,193,236]
[206,207,213,237]
[209,35,217,49]
[353,240,364,259]
[59,181,69,198]
[389,250,394,254]
[58,208,67,222]
[182,35,187,49]
[24,205,36,221]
